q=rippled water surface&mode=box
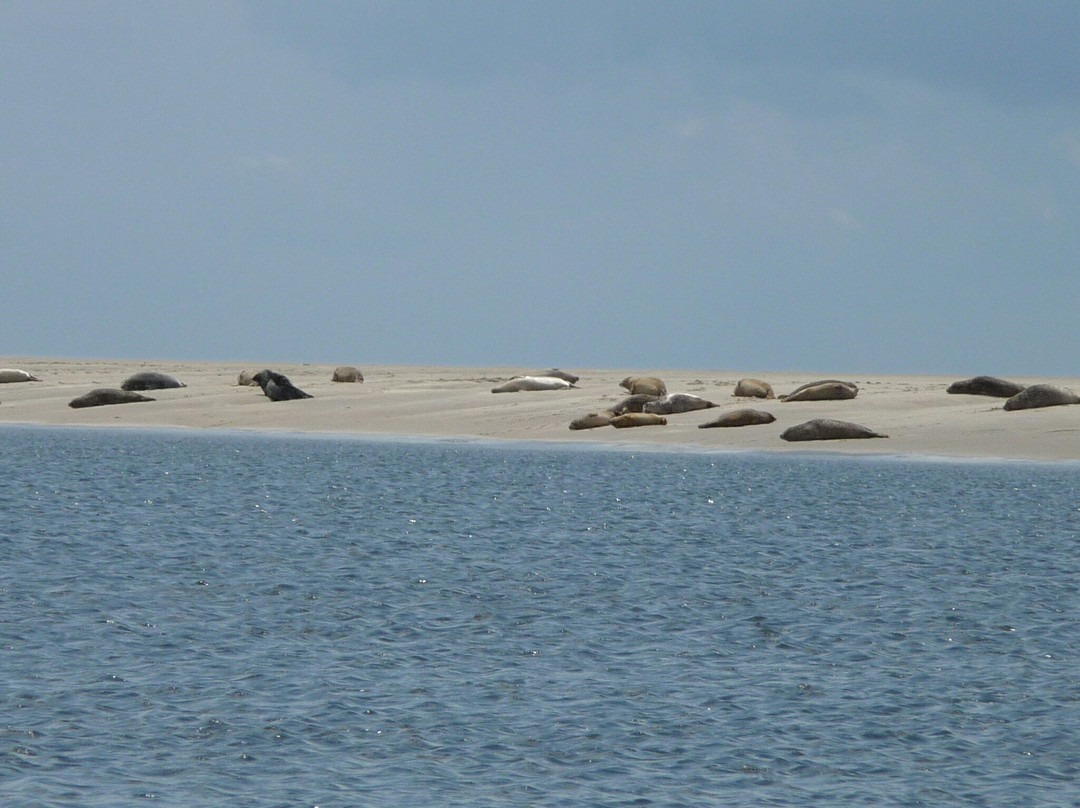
[3,425,1080,806]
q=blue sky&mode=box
[2,1,1078,374]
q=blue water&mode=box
[2,425,1080,807]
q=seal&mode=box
[609,412,667,428]
[533,368,579,384]
[332,366,364,383]
[780,380,858,402]
[620,377,667,396]
[69,388,155,408]
[120,372,186,391]
[698,409,776,428]
[237,370,261,386]
[609,394,661,415]
[252,369,313,401]
[491,376,574,393]
[0,369,42,383]
[734,378,774,399]
[569,410,615,430]
[780,419,887,441]
[946,376,1025,398]
[1003,384,1080,411]
[643,393,717,415]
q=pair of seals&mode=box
[780,419,887,441]
[0,369,41,383]
[780,380,858,402]
[491,376,574,393]
[1003,384,1079,411]
[699,409,776,428]
[643,393,716,415]
[332,366,364,383]
[620,377,667,396]
[121,372,186,391]
[946,376,1025,398]
[69,389,155,408]
[253,370,313,401]
[734,378,774,399]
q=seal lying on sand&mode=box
[734,378,774,399]
[253,370,313,401]
[0,369,42,383]
[610,412,667,428]
[1003,384,1080,411]
[532,368,579,384]
[620,377,667,396]
[643,393,717,415]
[569,411,615,430]
[610,394,660,415]
[332,366,364,383]
[780,419,887,441]
[491,376,574,393]
[120,372,186,391]
[69,388,155,408]
[699,409,776,428]
[946,376,1025,398]
[780,380,858,402]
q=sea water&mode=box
[2,425,1079,807]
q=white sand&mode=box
[1,357,1078,461]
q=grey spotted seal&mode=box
[120,372,186,391]
[569,410,615,430]
[609,412,667,428]
[946,376,1025,398]
[0,369,42,383]
[491,376,574,393]
[780,419,887,441]
[780,380,858,402]
[1003,384,1080,411]
[332,366,364,383]
[252,369,313,401]
[734,378,774,399]
[69,388,155,408]
[620,376,667,396]
[643,393,717,415]
[699,409,776,428]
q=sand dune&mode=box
[1,357,1078,461]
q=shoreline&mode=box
[1,356,1078,462]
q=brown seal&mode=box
[643,393,717,415]
[946,376,1025,398]
[620,376,667,396]
[69,388,155,408]
[699,409,776,428]
[610,412,667,428]
[1003,384,1080,411]
[569,411,615,430]
[780,419,887,441]
[780,380,858,402]
[734,378,774,399]
[332,366,364,383]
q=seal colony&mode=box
[0,358,1077,460]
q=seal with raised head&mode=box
[0,369,42,383]
[69,388,155,408]
[252,369,313,401]
[780,380,858,402]
[569,410,615,430]
[1003,384,1080,411]
[620,376,667,397]
[946,376,1025,398]
[610,412,667,428]
[609,394,661,415]
[734,378,774,399]
[699,409,776,428]
[121,372,186,391]
[780,419,887,441]
[643,393,717,415]
[332,366,364,383]
[491,376,574,393]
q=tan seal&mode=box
[569,411,615,430]
[332,366,364,383]
[620,376,667,396]
[609,412,667,428]
[780,380,858,402]
[698,409,776,428]
[734,378,774,399]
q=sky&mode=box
[2,1,1078,375]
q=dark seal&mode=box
[946,376,1025,398]
[69,388,155,408]
[252,369,313,401]
[780,419,887,441]
[1002,384,1080,411]
[121,372,186,391]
